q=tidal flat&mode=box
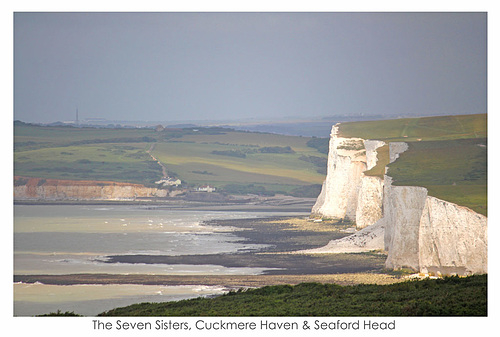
[15,216,396,286]
[14,205,399,316]
[99,217,389,276]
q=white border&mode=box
[5,2,497,336]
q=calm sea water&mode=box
[14,204,305,316]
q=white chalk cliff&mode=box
[308,124,487,275]
[311,126,385,228]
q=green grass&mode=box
[149,131,326,190]
[98,274,487,316]
[387,138,487,215]
[14,124,158,150]
[37,310,82,317]
[338,114,486,142]
[178,130,315,150]
[425,185,487,216]
[14,143,163,186]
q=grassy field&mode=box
[151,133,325,188]
[340,114,487,215]
[338,113,486,142]
[387,138,487,215]
[14,123,158,150]
[96,275,486,317]
[14,123,327,193]
[14,142,162,186]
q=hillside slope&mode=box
[14,123,327,195]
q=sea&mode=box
[13,204,306,316]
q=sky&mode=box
[13,12,487,124]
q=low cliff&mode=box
[14,176,174,200]
[310,125,487,275]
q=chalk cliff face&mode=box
[383,176,429,270]
[312,125,385,228]
[355,175,384,229]
[418,196,487,275]
[382,176,487,275]
[14,177,173,200]
[311,125,487,275]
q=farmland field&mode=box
[14,123,327,192]
[151,133,326,188]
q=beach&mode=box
[14,203,401,316]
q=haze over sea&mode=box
[14,205,305,316]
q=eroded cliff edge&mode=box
[307,124,487,275]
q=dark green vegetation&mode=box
[299,155,328,174]
[99,274,486,316]
[289,184,323,198]
[15,144,163,186]
[37,310,82,317]
[306,137,330,154]
[222,183,276,196]
[211,149,247,158]
[259,146,295,153]
[340,114,487,215]
[14,123,327,193]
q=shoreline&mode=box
[14,205,402,313]
[14,272,403,288]
[14,216,397,288]
[14,198,317,213]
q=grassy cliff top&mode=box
[346,114,487,215]
[338,113,486,142]
[387,138,487,215]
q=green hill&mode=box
[14,123,327,195]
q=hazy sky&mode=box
[14,12,486,123]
